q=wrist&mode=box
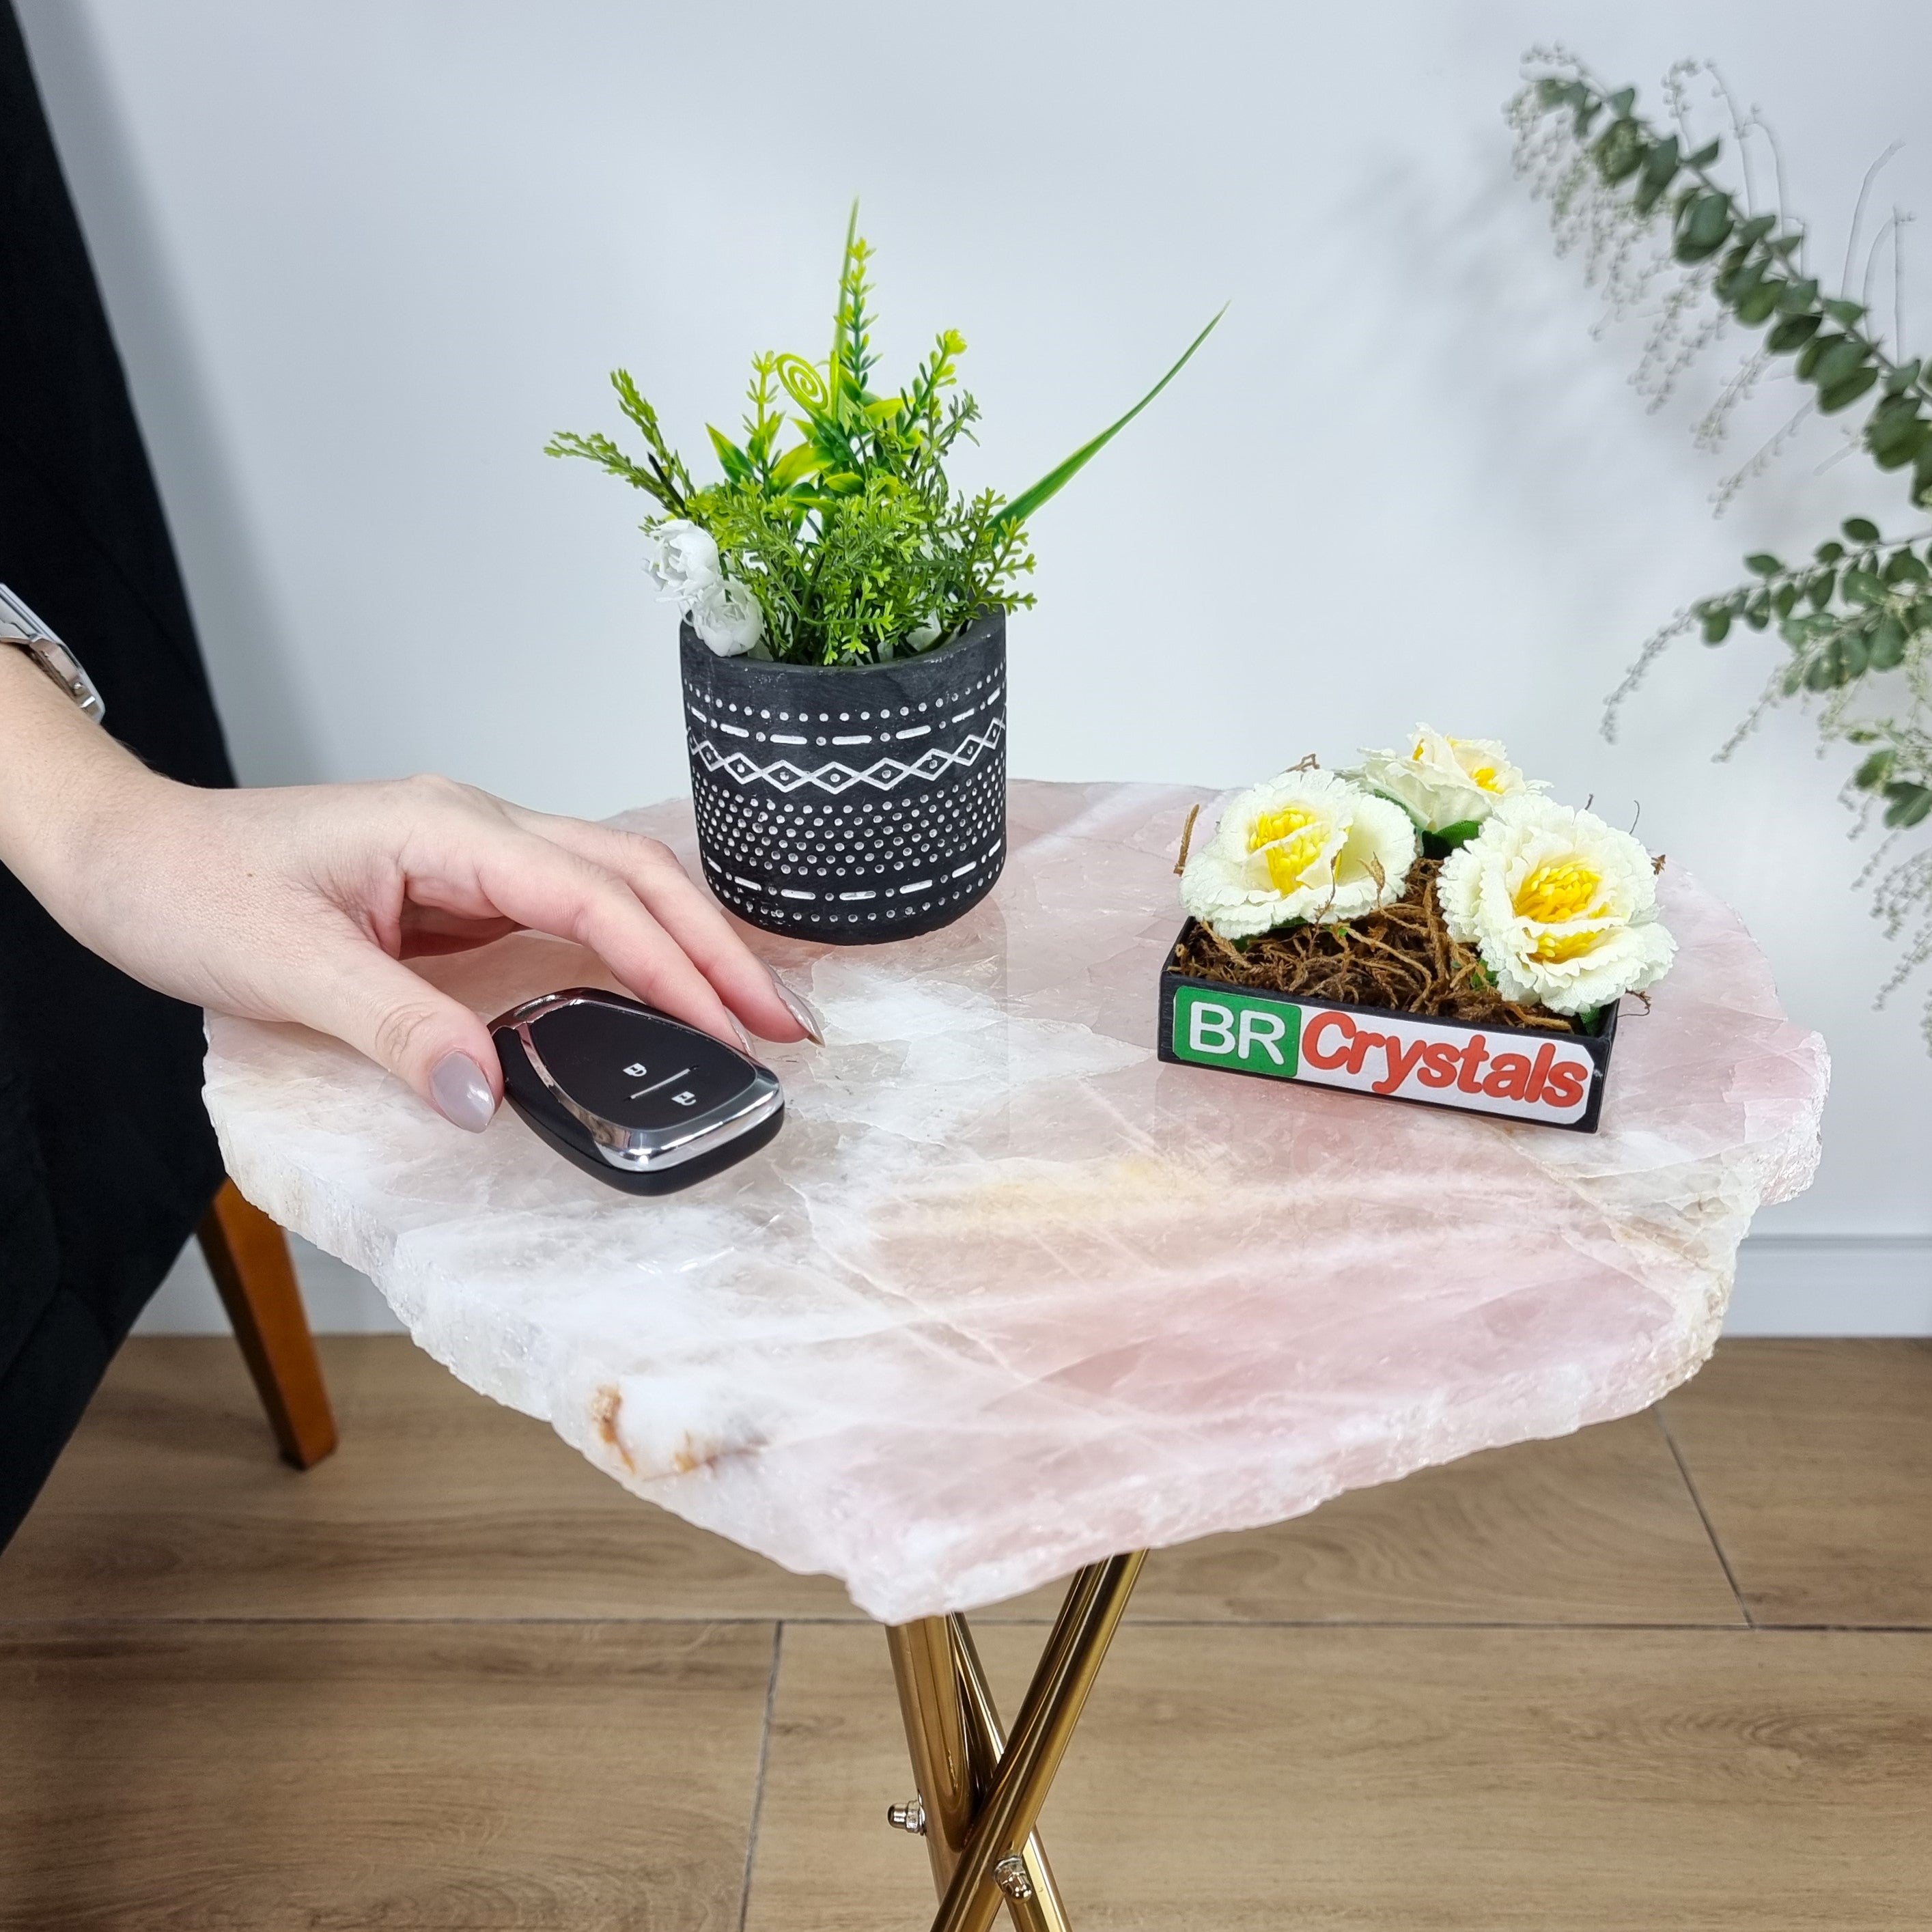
[0,644,173,927]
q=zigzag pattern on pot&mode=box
[690,718,1005,796]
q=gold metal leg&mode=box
[886,1616,976,1893]
[885,1552,1146,1932]
[950,1616,1068,1932]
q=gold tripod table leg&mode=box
[886,1553,1146,1932]
[886,1616,976,1894]
[949,1616,1069,1932]
[884,1614,1069,1931]
[927,1552,1145,1932]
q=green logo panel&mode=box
[1172,985,1301,1079]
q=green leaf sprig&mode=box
[1515,57,1932,1046]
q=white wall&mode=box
[20,0,1930,1330]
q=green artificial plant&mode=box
[549,206,1221,669]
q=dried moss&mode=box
[1172,856,1579,1034]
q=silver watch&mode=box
[0,585,106,723]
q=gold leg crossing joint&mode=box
[884,1550,1147,1932]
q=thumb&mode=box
[296,942,503,1132]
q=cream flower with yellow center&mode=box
[1181,769,1416,940]
[1437,795,1675,1016]
[1354,725,1542,835]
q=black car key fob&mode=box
[490,988,783,1194]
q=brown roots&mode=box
[1172,856,1578,1034]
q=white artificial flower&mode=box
[688,576,766,657]
[1181,768,1416,940]
[1356,725,1542,833]
[641,519,723,603]
[904,617,944,652]
[1437,794,1675,1016]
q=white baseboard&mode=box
[1725,1236,1932,1337]
[137,1233,1932,1339]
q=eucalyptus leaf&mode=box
[1884,783,1932,829]
[1870,617,1907,669]
[1593,117,1647,182]
[1797,332,1836,380]
[1701,608,1732,644]
[1686,139,1720,167]
[1767,313,1822,354]
[1868,400,1929,468]
[1856,749,1897,788]
[1843,516,1882,543]
[1735,279,1784,326]
[1675,191,1734,261]
[1819,366,1879,414]
[1822,297,1867,327]
[1746,552,1784,576]
[1778,277,1820,313]
[1811,337,1871,391]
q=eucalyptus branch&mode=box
[1513,52,1932,1045]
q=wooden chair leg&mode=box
[195,1179,338,1470]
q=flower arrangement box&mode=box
[1156,937,1619,1132]
[551,206,1217,944]
[1158,732,1677,1135]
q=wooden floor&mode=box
[1,1338,1927,1930]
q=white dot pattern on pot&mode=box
[681,623,1009,941]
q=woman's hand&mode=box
[0,649,817,1130]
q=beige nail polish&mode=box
[430,1052,496,1132]
[769,968,825,1045]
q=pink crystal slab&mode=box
[202,781,1828,1622]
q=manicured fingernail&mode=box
[430,1052,496,1132]
[768,968,825,1045]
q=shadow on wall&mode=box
[15,0,321,783]
[1360,128,1890,671]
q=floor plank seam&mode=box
[736,1621,783,1932]
[1655,1405,1756,1628]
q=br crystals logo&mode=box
[1169,984,1601,1125]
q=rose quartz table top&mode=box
[204,781,1828,1621]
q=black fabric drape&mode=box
[0,0,236,1544]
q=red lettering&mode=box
[1375,1037,1428,1095]
[1524,1041,1556,1103]
[1455,1035,1489,1093]
[1481,1051,1532,1100]
[1302,1010,1354,1069]
[1345,1029,1388,1075]
[1541,1061,1586,1109]
[1416,1041,1459,1088]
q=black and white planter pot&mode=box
[680,610,1006,943]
